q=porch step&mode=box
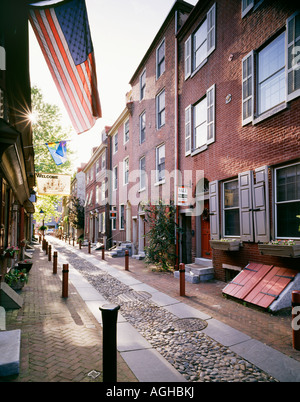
[174,263,214,283]
[0,329,21,377]
[109,242,133,258]
[132,252,145,260]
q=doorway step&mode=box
[108,242,133,258]
[174,258,214,283]
[131,251,145,260]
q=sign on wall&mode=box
[36,172,71,196]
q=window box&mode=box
[258,240,300,258]
[210,239,240,251]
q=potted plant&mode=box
[210,238,241,251]
[17,259,33,273]
[258,240,300,258]
[5,268,28,291]
[4,246,20,258]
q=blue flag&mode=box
[46,141,67,165]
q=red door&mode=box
[201,200,212,259]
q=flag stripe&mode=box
[30,9,83,133]
[45,8,94,128]
[29,0,101,134]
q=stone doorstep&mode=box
[174,265,214,283]
[0,329,21,377]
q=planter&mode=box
[210,239,240,251]
[10,280,25,291]
[258,242,300,258]
[17,262,33,273]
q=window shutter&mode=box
[286,11,300,102]
[185,36,191,80]
[185,105,191,155]
[207,84,215,144]
[238,170,254,242]
[209,180,220,240]
[207,3,216,56]
[242,51,254,125]
[253,166,270,243]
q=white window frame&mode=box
[140,69,146,100]
[156,143,165,184]
[113,132,118,154]
[124,119,129,144]
[242,51,254,125]
[274,161,300,240]
[241,0,254,18]
[222,178,240,238]
[139,156,146,191]
[140,111,146,144]
[111,206,117,230]
[185,3,216,79]
[123,157,129,186]
[113,165,118,191]
[156,38,165,79]
[156,89,165,129]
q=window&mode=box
[140,69,146,100]
[140,112,146,144]
[156,144,165,183]
[140,156,146,190]
[96,160,100,174]
[185,3,216,79]
[96,185,99,204]
[120,204,125,230]
[124,157,129,185]
[101,182,105,202]
[113,132,118,153]
[241,0,264,18]
[185,84,215,155]
[242,12,300,125]
[124,119,129,143]
[258,32,285,115]
[223,180,240,237]
[111,206,117,230]
[113,166,118,191]
[156,39,165,79]
[275,163,300,239]
[156,90,165,129]
[101,152,106,169]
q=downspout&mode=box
[174,11,179,270]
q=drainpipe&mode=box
[174,11,179,269]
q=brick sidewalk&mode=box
[1,245,138,382]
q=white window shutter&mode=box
[185,36,191,80]
[242,51,254,125]
[238,170,254,242]
[209,180,220,240]
[185,105,192,155]
[286,11,300,102]
[207,84,215,144]
[207,3,216,56]
[253,166,270,243]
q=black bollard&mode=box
[53,251,58,274]
[125,250,129,271]
[48,245,52,261]
[62,264,69,298]
[99,304,120,382]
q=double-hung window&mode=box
[113,166,118,191]
[113,132,118,153]
[242,11,300,125]
[156,39,165,79]
[140,112,146,144]
[124,157,129,185]
[185,3,216,79]
[156,89,165,129]
[124,119,129,143]
[223,180,240,237]
[140,69,146,100]
[139,156,146,191]
[156,144,165,183]
[275,162,300,239]
[185,84,215,155]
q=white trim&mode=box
[241,0,254,18]
[242,50,254,126]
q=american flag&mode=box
[29,0,102,134]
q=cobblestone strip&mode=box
[54,244,278,382]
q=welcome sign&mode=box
[36,173,71,196]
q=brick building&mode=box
[177,0,300,280]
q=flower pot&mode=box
[258,242,300,258]
[18,262,33,273]
[209,239,240,251]
[10,280,25,291]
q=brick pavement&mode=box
[1,238,300,383]
[1,245,138,382]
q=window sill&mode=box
[154,179,165,187]
[191,144,208,156]
[138,187,146,193]
[253,102,287,125]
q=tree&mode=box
[143,200,177,271]
[31,86,74,225]
[69,196,84,230]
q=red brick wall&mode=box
[177,0,300,280]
